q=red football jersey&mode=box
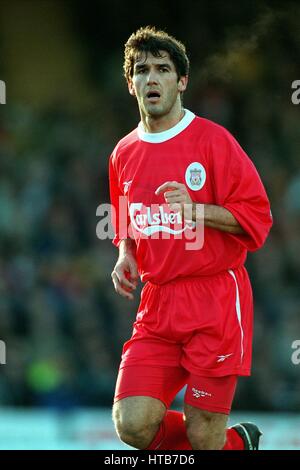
[109,110,272,284]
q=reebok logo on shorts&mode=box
[217,353,233,362]
[192,388,212,398]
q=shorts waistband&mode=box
[147,267,244,287]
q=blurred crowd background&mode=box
[0,0,299,412]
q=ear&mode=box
[128,79,136,97]
[178,75,188,93]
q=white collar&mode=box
[137,109,195,143]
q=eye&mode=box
[159,67,169,72]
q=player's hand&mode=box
[155,181,193,216]
[111,252,138,301]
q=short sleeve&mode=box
[211,130,273,251]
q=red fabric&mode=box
[147,411,192,450]
[223,428,245,450]
[109,113,272,285]
[114,365,188,409]
[146,410,245,450]
[184,374,237,414]
[114,364,237,414]
[119,268,253,378]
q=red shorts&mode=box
[115,266,253,412]
[114,366,238,414]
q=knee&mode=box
[115,415,150,448]
[113,404,162,449]
[186,423,226,450]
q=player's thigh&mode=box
[184,403,229,430]
[183,374,237,449]
[184,403,228,449]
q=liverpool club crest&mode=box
[185,162,206,190]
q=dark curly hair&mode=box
[123,26,190,82]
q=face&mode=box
[128,51,188,119]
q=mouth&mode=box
[146,90,161,103]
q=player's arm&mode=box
[111,239,138,301]
[155,181,245,235]
[193,203,245,234]
[109,156,139,300]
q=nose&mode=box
[146,69,159,85]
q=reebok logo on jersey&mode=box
[123,180,132,194]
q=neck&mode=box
[140,100,185,133]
